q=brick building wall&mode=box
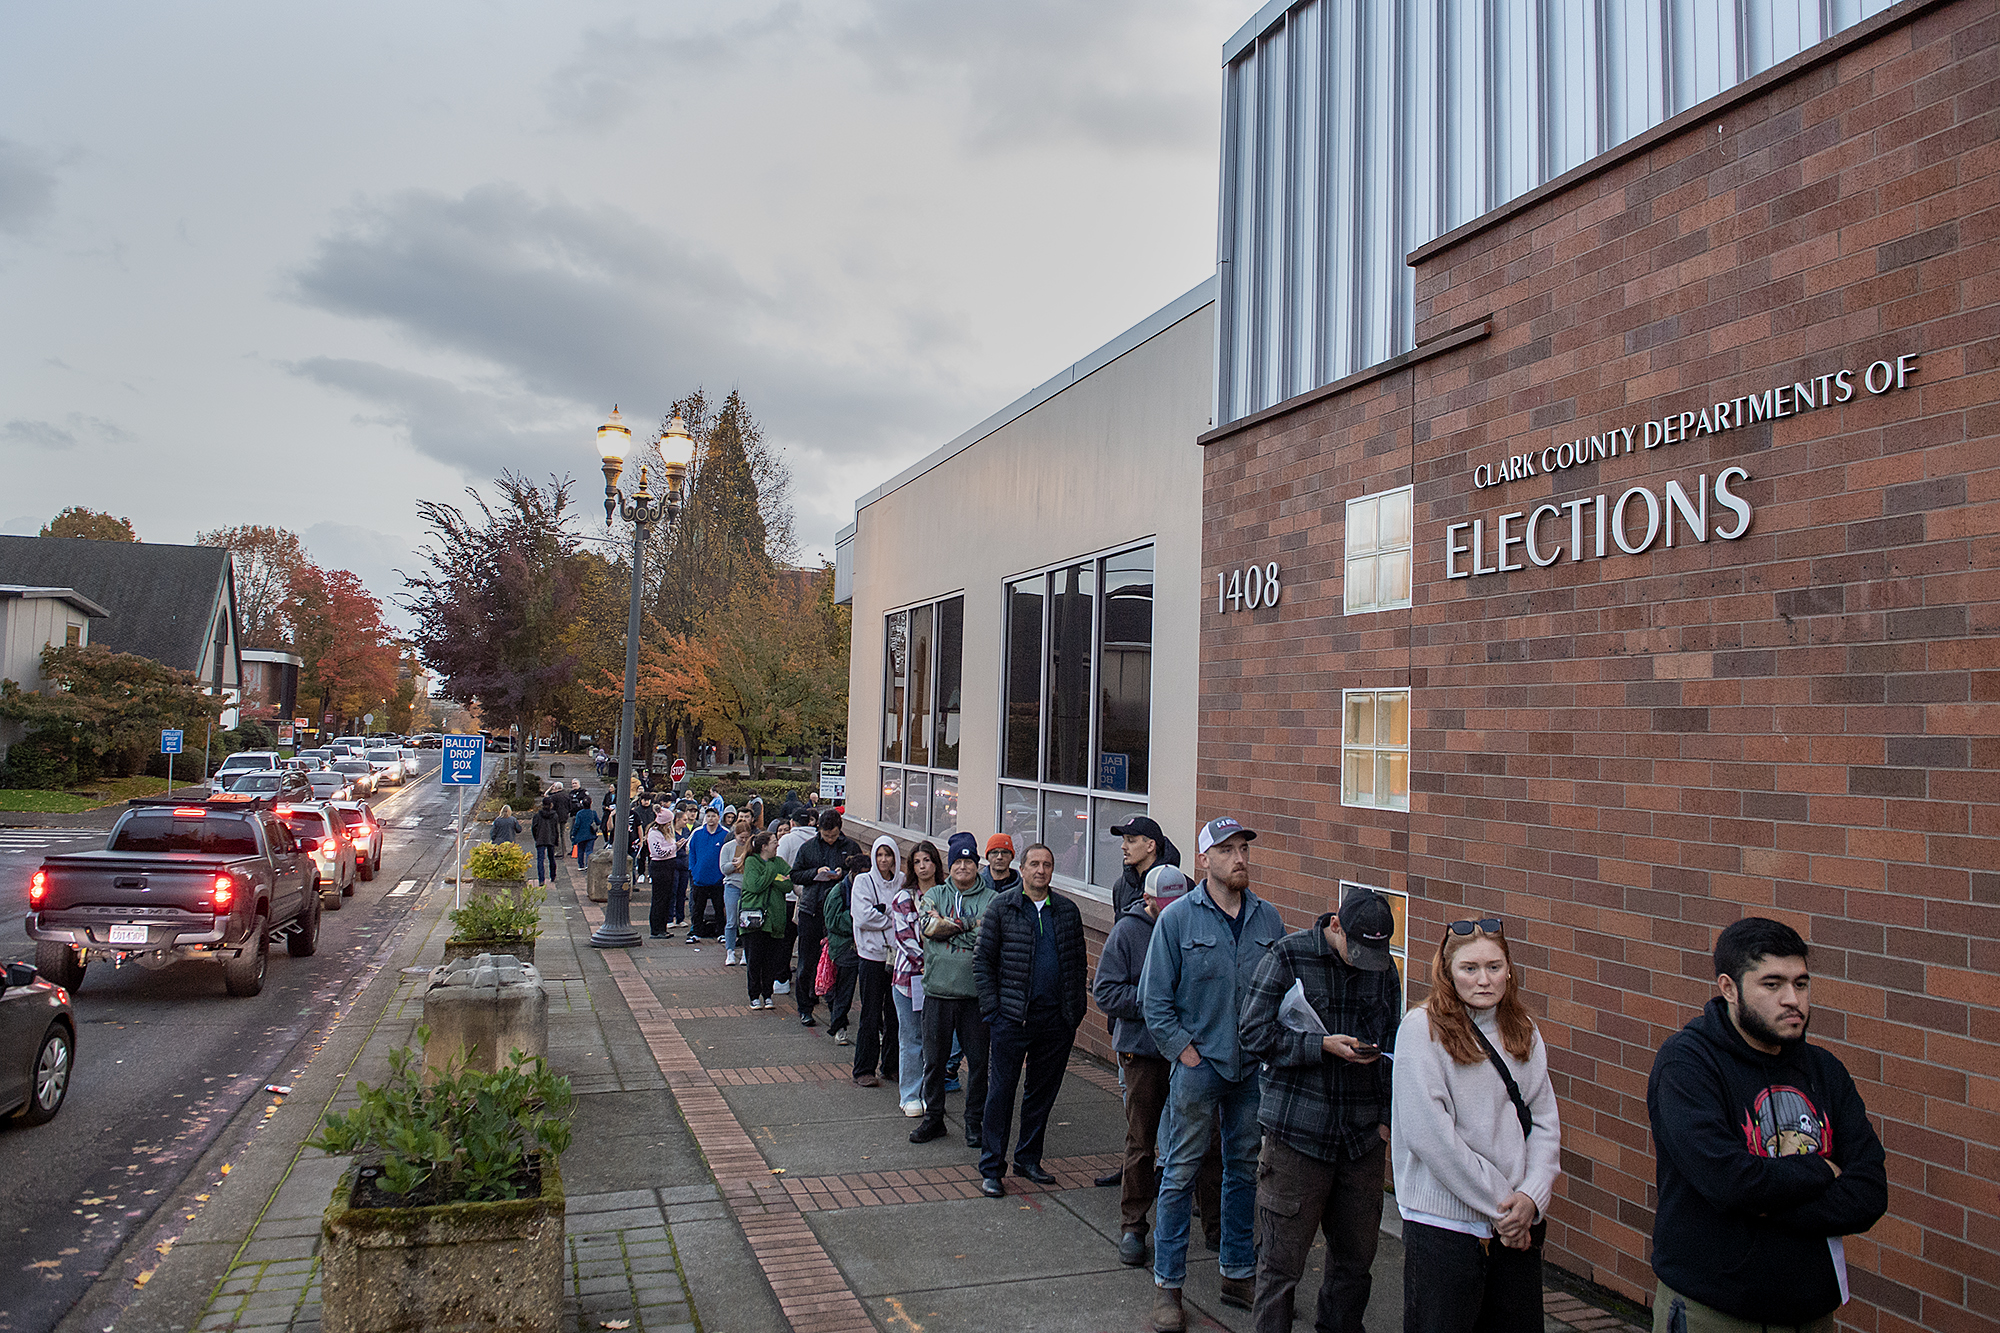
[1196,3,1996,1331]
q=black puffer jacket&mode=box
[789,830,862,917]
[974,887,1088,1029]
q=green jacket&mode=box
[918,878,998,1000]
[823,875,856,967]
[739,855,791,939]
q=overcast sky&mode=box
[1,0,1240,628]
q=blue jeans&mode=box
[574,837,594,865]
[535,844,559,882]
[890,986,925,1107]
[723,881,742,952]
[1153,1060,1261,1288]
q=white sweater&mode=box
[1390,1006,1562,1232]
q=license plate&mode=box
[108,924,150,945]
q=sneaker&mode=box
[901,1101,925,1117]
[724,950,738,966]
[833,1030,851,1046]
[799,1015,817,1027]
[944,1076,961,1093]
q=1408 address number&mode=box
[1218,563,1281,613]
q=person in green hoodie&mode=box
[909,832,998,1146]
[739,832,792,1008]
[820,852,868,1043]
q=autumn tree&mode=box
[293,566,400,730]
[196,525,313,649]
[0,643,227,784]
[404,474,583,798]
[42,507,138,542]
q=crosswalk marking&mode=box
[386,880,417,897]
[0,831,102,849]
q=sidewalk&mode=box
[111,849,1654,1333]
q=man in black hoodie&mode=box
[1109,815,1180,917]
[1647,917,1886,1333]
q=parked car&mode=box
[226,770,316,803]
[26,795,322,996]
[305,771,354,802]
[329,759,377,796]
[0,958,74,1125]
[209,750,280,794]
[363,748,404,788]
[276,800,357,907]
[329,801,382,880]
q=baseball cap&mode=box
[984,834,1015,855]
[1109,815,1164,842]
[1337,892,1397,972]
[1143,864,1191,904]
[947,831,981,865]
[1196,816,1257,854]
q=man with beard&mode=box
[1647,917,1886,1333]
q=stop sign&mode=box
[669,757,688,784]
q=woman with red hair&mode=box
[1391,918,1561,1333]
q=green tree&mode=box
[42,507,138,542]
[0,643,227,784]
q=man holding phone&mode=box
[789,810,861,1026]
[1238,890,1401,1333]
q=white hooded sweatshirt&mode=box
[849,835,903,964]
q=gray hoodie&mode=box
[1092,899,1161,1058]
[849,834,903,964]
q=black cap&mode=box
[1337,892,1397,972]
[1109,815,1164,841]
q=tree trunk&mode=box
[514,714,527,800]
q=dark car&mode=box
[0,959,74,1125]
[226,770,315,803]
[329,759,376,796]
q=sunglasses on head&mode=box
[1448,918,1504,936]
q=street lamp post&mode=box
[589,406,695,949]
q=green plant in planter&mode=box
[309,1026,573,1203]
[448,883,544,944]
[463,841,529,881]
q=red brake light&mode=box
[321,838,337,853]
[30,870,47,905]
[174,806,207,817]
[212,874,234,909]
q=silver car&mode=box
[0,959,74,1125]
[363,748,403,788]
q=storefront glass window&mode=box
[1096,548,1152,795]
[1345,487,1413,614]
[1000,785,1038,852]
[882,610,908,762]
[930,776,958,835]
[1093,797,1148,887]
[1043,789,1090,882]
[905,771,930,834]
[1047,563,1095,788]
[880,768,902,824]
[907,604,933,769]
[1004,578,1044,782]
[1342,689,1410,810]
[934,596,963,769]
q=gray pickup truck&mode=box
[25,795,323,997]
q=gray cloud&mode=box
[842,0,1218,153]
[2,419,77,450]
[302,521,425,633]
[287,184,976,474]
[0,139,58,235]
[543,5,805,129]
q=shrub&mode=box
[3,731,76,790]
[308,1028,573,1204]
[448,882,544,943]
[463,841,531,882]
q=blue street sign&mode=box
[1097,751,1128,792]
[441,734,485,786]
[161,729,184,755]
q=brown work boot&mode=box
[1218,1273,1254,1309]
[1151,1285,1185,1332]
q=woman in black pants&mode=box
[738,832,791,1006]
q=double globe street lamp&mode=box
[589,406,694,949]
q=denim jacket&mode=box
[1139,881,1285,1084]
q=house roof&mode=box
[0,584,112,619]
[0,536,238,676]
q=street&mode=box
[0,760,453,1333]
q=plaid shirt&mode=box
[1239,914,1401,1163]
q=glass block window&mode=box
[1345,486,1413,613]
[1342,689,1410,810]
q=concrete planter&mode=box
[423,955,549,1079]
[441,939,537,966]
[319,1156,565,1333]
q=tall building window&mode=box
[999,542,1155,892]
[878,595,963,837]
[1345,486,1413,613]
[1342,689,1410,810]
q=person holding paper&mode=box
[1238,890,1402,1333]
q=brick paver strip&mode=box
[575,888,877,1333]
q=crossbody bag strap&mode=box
[1468,1023,1535,1139]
